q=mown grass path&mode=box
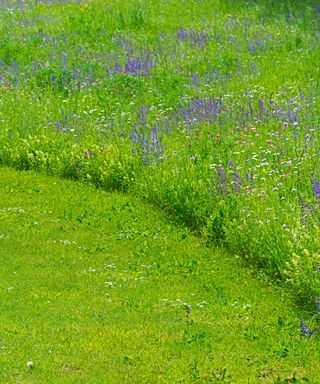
[0,167,319,383]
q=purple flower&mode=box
[258,98,265,113]
[299,319,317,338]
[227,159,235,168]
[217,166,225,181]
[311,179,320,202]
[138,105,147,126]
[217,166,227,195]
[233,172,241,192]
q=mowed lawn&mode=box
[0,167,319,383]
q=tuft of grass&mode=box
[0,166,320,383]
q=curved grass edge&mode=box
[0,165,320,382]
[1,136,319,312]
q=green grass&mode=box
[1,166,320,383]
[1,0,320,304]
[1,2,320,380]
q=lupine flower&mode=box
[217,166,227,195]
[298,199,315,226]
[258,98,265,113]
[299,319,317,338]
[217,166,225,180]
[138,105,147,126]
[227,159,235,168]
[233,172,241,192]
[311,179,320,202]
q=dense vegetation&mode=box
[1,0,320,307]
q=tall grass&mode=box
[1,0,320,307]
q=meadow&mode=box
[1,0,320,326]
[1,167,320,383]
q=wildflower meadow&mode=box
[3,1,320,381]
[1,0,320,308]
